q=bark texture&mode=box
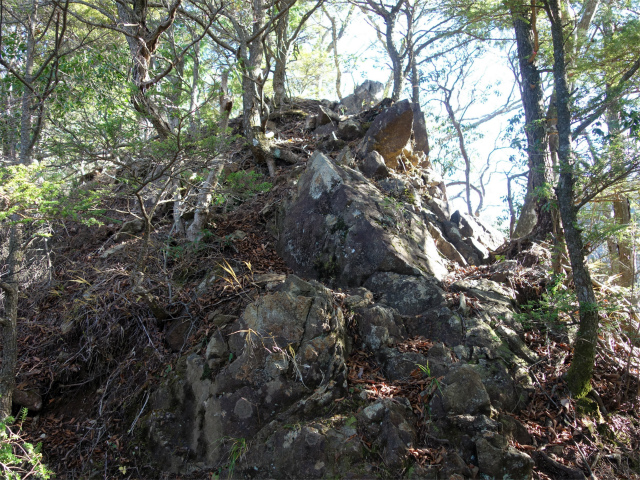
[0,225,22,419]
[511,2,556,239]
[546,0,599,397]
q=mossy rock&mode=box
[576,397,605,423]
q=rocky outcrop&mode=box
[277,151,448,286]
[358,99,429,169]
[142,276,349,474]
[339,80,384,115]
[141,99,538,480]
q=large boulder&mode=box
[358,99,429,169]
[142,276,349,473]
[339,80,384,115]
[277,151,448,286]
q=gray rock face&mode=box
[357,398,416,469]
[363,272,445,316]
[361,151,389,179]
[356,305,404,350]
[135,88,550,480]
[277,151,448,286]
[430,364,491,416]
[143,276,348,474]
[447,210,505,263]
[339,80,384,115]
[476,433,534,480]
[336,119,363,140]
[241,419,364,479]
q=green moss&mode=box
[201,362,213,381]
[330,216,349,237]
[314,254,339,281]
[576,396,603,421]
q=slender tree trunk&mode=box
[323,6,342,100]
[219,71,233,133]
[0,225,22,419]
[1,88,17,162]
[172,178,186,236]
[186,160,224,242]
[603,17,634,288]
[546,0,599,397]
[411,58,420,105]
[387,16,403,101]
[609,197,634,287]
[513,172,538,238]
[442,88,473,215]
[116,0,178,140]
[188,40,201,135]
[511,2,556,238]
[272,0,290,107]
[19,0,37,164]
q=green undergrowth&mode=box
[1,408,53,479]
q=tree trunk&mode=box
[272,0,290,107]
[610,198,634,287]
[603,22,634,289]
[442,88,473,216]
[1,88,17,163]
[19,0,37,164]
[0,224,23,419]
[116,0,178,140]
[186,160,224,242]
[323,6,343,100]
[546,0,599,398]
[387,15,403,102]
[188,40,201,135]
[411,57,420,106]
[511,2,556,239]
[219,71,233,133]
[512,172,538,238]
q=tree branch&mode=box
[573,53,640,137]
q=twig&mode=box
[128,391,150,435]
[573,439,596,479]
[530,370,561,410]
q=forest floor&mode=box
[7,100,640,479]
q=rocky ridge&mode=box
[141,95,542,479]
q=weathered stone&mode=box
[340,80,384,115]
[143,276,348,473]
[335,146,355,167]
[357,398,416,470]
[405,307,466,346]
[430,364,491,416]
[205,331,228,359]
[363,272,445,316]
[450,210,504,260]
[426,222,466,265]
[356,305,404,350]
[240,419,364,479]
[377,175,409,194]
[343,287,373,310]
[252,272,286,290]
[336,119,363,140]
[359,99,415,168]
[164,318,192,352]
[378,347,429,380]
[472,359,520,411]
[499,413,534,445]
[277,152,448,286]
[476,432,534,480]
[113,218,145,241]
[361,151,389,179]
[317,106,339,126]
